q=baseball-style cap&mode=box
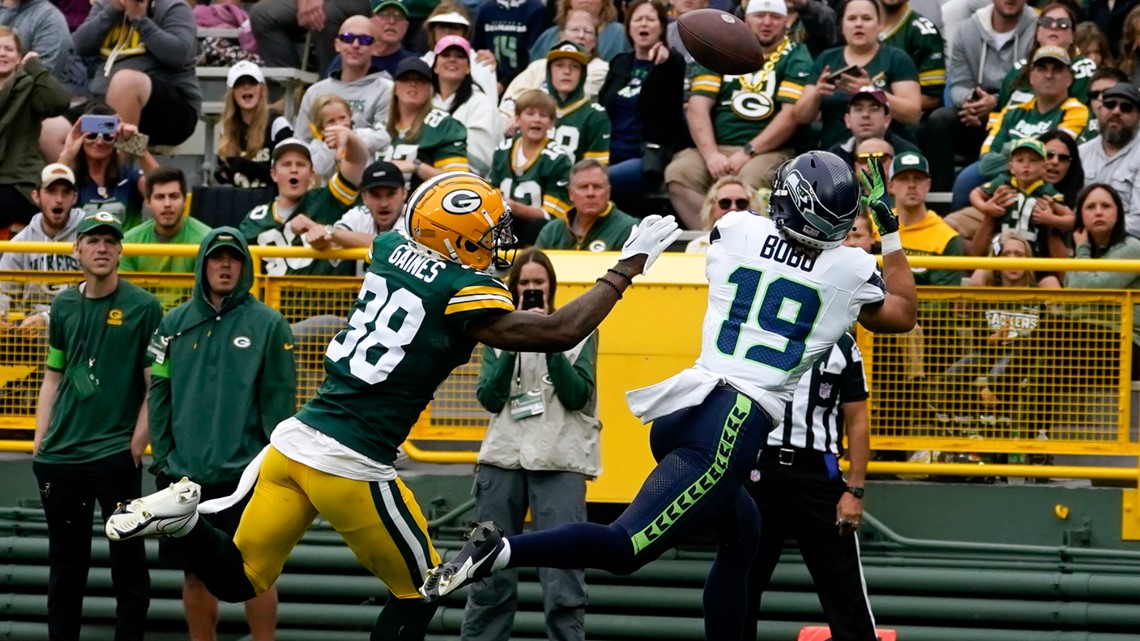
[426,11,470,27]
[434,35,472,56]
[1011,137,1047,158]
[849,86,890,111]
[372,0,408,14]
[547,40,588,66]
[890,151,930,178]
[1032,45,1072,67]
[360,160,406,190]
[40,163,76,189]
[395,57,432,81]
[745,0,787,17]
[271,137,312,162]
[227,60,265,88]
[205,230,245,257]
[1103,82,1140,106]
[76,211,123,238]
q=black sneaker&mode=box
[419,521,503,601]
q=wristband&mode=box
[594,276,623,298]
[879,231,903,255]
[607,268,634,284]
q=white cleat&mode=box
[106,477,201,541]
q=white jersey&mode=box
[627,212,885,424]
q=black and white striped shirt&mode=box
[769,333,868,455]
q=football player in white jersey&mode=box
[419,152,916,641]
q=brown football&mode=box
[677,9,765,75]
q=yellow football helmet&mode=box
[404,172,514,270]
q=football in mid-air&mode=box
[677,9,765,75]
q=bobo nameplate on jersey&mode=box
[677,9,765,75]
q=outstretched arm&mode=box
[855,158,917,333]
[467,216,681,351]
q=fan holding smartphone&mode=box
[57,104,159,231]
[791,0,922,149]
[465,248,601,641]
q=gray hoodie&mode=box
[0,0,72,78]
[72,0,201,111]
[0,208,83,317]
[946,4,1036,108]
[295,70,394,144]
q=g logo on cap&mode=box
[441,189,482,215]
[93,212,116,223]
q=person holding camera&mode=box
[461,248,600,641]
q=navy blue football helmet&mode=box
[768,151,862,250]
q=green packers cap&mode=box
[546,40,588,67]
[76,211,123,239]
[1011,137,1047,158]
[371,0,408,14]
[890,151,929,177]
[205,230,245,257]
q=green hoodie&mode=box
[147,227,297,483]
[546,43,611,164]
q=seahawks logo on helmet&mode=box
[770,151,861,251]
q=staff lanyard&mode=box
[75,284,120,369]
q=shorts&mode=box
[137,76,199,147]
[156,471,249,571]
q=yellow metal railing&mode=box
[2,246,1140,492]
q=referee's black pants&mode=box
[741,447,877,641]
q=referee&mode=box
[741,332,878,641]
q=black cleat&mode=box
[419,521,504,601]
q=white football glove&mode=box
[619,215,683,274]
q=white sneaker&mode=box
[106,477,201,541]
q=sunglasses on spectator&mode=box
[855,152,890,162]
[1037,16,1072,29]
[717,198,750,210]
[1089,90,1105,101]
[84,132,116,143]
[1046,150,1072,162]
[338,32,375,45]
[1103,99,1139,114]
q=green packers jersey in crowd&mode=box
[490,137,573,219]
[382,108,469,175]
[689,38,813,147]
[879,8,945,98]
[981,97,1089,154]
[981,175,1063,244]
[998,54,1096,109]
[810,45,918,148]
[295,232,515,465]
[239,171,359,277]
[551,99,611,164]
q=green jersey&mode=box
[120,216,213,274]
[239,171,359,277]
[997,54,1096,109]
[880,8,945,98]
[295,232,515,464]
[382,108,469,188]
[490,137,572,220]
[552,99,611,164]
[982,97,1089,154]
[535,202,637,251]
[689,37,813,146]
[810,45,919,148]
[37,279,162,464]
[981,175,1063,246]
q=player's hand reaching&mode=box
[619,215,682,274]
[857,157,900,252]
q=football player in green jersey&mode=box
[491,89,574,244]
[105,172,682,641]
[383,57,470,190]
[546,41,611,165]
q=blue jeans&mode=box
[608,157,660,203]
[951,161,985,210]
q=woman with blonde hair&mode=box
[215,61,293,188]
[529,0,629,62]
[685,176,754,253]
[383,58,469,189]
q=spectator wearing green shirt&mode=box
[120,168,211,274]
[535,159,636,251]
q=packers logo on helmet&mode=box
[405,172,514,270]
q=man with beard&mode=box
[120,168,211,274]
[663,0,812,229]
[1079,83,1140,237]
[879,0,945,113]
[0,163,84,326]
